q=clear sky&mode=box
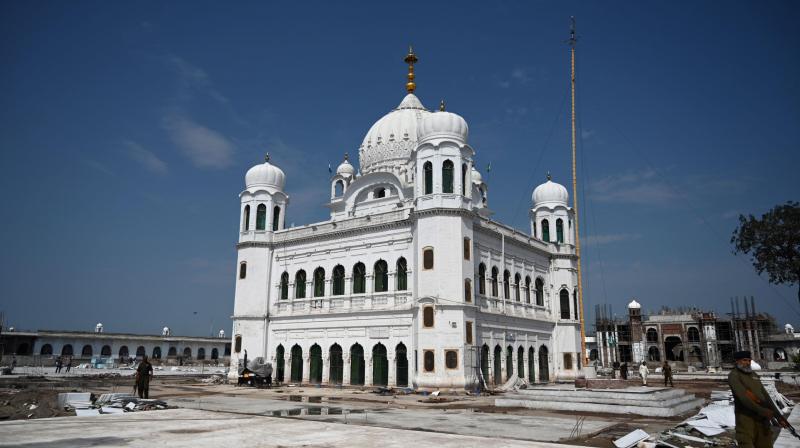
[1,1,798,337]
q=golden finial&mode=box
[264,153,270,163]
[439,99,446,111]
[546,171,552,181]
[404,46,418,93]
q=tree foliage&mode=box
[731,201,800,303]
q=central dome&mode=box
[359,94,431,174]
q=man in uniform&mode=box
[135,355,154,399]
[662,361,674,387]
[728,350,788,447]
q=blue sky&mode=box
[1,1,798,336]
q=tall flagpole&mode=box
[569,17,588,366]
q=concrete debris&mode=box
[201,375,225,384]
[75,409,101,417]
[101,406,125,414]
[57,393,92,410]
[496,373,528,392]
[28,404,37,410]
[666,431,712,443]
[613,428,649,448]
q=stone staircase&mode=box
[495,386,704,417]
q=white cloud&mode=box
[590,168,677,204]
[123,140,167,175]
[162,114,235,169]
[584,233,642,245]
[82,159,115,176]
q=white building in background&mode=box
[229,50,582,389]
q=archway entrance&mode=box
[372,344,388,386]
[350,344,365,385]
[506,346,514,381]
[493,345,502,385]
[309,344,322,383]
[329,344,343,384]
[275,345,285,383]
[290,345,303,382]
[648,346,661,362]
[528,347,535,382]
[480,345,490,385]
[395,343,408,387]
[664,336,684,361]
[538,346,549,382]
[687,345,703,365]
[517,347,524,380]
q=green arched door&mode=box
[350,344,364,385]
[309,344,322,384]
[290,345,303,383]
[396,343,408,387]
[372,344,388,386]
[506,346,514,381]
[481,345,490,384]
[329,344,343,384]
[493,345,502,385]
[275,345,285,383]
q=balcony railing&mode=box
[273,291,413,316]
[478,294,549,320]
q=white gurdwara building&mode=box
[229,50,582,389]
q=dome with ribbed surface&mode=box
[245,159,286,190]
[336,155,355,177]
[359,94,430,173]
[532,178,569,206]
[418,109,468,143]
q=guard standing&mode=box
[135,355,154,399]
[728,350,788,447]
[663,361,674,387]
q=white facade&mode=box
[230,70,583,389]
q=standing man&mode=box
[729,350,788,447]
[620,362,628,380]
[639,361,649,386]
[64,356,72,373]
[663,361,674,387]
[135,355,154,399]
[55,356,63,374]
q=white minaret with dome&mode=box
[228,48,583,388]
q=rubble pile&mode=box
[59,392,173,416]
[200,375,226,384]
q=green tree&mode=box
[731,201,800,304]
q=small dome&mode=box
[418,108,468,143]
[245,156,286,190]
[471,167,484,185]
[336,155,355,178]
[628,299,641,309]
[532,176,569,206]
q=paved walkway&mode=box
[0,408,583,448]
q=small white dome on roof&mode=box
[336,154,355,177]
[418,102,468,143]
[628,299,641,309]
[532,174,569,206]
[245,155,286,190]
[471,167,484,185]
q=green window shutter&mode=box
[256,204,267,230]
[423,162,433,194]
[442,160,454,193]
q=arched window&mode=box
[687,327,700,342]
[243,205,250,231]
[197,348,206,360]
[295,270,306,298]
[280,272,289,300]
[503,270,511,300]
[256,204,267,230]
[152,347,162,359]
[396,258,407,291]
[464,279,472,302]
[556,219,564,243]
[491,267,499,297]
[352,262,366,294]
[40,344,53,355]
[334,180,344,197]
[560,289,570,319]
[374,260,388,292]
[374,187,386,198]
[272,206,281,231]
[168,346,177,357]
[62,344,73,356]
[461,163,467,195]
[313,267,325,297]
[423,306,434,328]
[423,161,433,195]
[101,345,111,357]
[211,348,219,360]
[541,219,550,242]
[533,221,537,238]
[239,262,247,279]
[119,346,129,358]
[525,276,531,303]
[478,263,486,295]
[535,278,544,306]
[646,328,659,343]
[81,345,93,357]
[514,273,521,301]
[423,247,434,270]
[445,350,458,369]
[136,346,146,358]
[424,350,435,372]
[463,237,471,260]
[573,290,579,320]
[442,160,454,193]
[234,336,241,353]
[332,265,345,295]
